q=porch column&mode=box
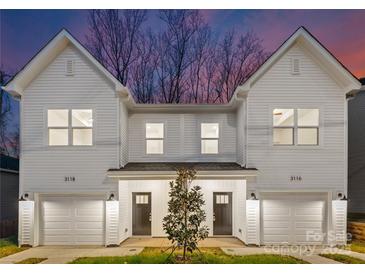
[245,199,260,245]
[105,199,120,246]
[331,200,347,246]
[18,200,35,247]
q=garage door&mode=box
[40,195,105,245]
[261,193,327,245]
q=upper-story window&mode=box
[72,110,93,145]
[48,109,93,146]
[201,123,219,154]
[146,123,164,154]
[273,108,319,146]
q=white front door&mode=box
[261,193,327,245]
[40,195,105,245]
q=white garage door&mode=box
[40,195,105,245]
[261,193,327,245]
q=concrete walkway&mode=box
[328,247,365,261]
[222,246,342,264]
[121,237,245,248]
[0,246,143,264]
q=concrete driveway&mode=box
[0,246,143,264]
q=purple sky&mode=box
[1,9,365,78]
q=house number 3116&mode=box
[64,176,76,182]
[290,176,302,182]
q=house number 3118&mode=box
[64,176,76,182]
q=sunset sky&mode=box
[1,9,365,78]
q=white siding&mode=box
[21,45,119,193]
[18,201,34,246]
[128,112,237,162]
[331,200,347,245]
[236,101,246,166]
[105,200,119,246]
[119,180,246,238]
[247,44,346,191]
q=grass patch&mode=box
[0,236,28,258]
[346,241,365,254]
[71,247,307,264]
[320,254,365,264]
[15,258,47,264]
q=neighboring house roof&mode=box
[2,29,129,99]
[233,26,361,100]
[107,162,258,180]
[0,154,19,173]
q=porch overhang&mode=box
[107,162,258,180]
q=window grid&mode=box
[273,108,319,146]
[201,123,219,154]
[145,123,164,154]
[48,109,93,146]
[71,110,93,146]
[48,109,69,146]
[273,109,294,146]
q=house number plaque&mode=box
[290,176,302,182]
[64,176,76,182]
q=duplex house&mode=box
[3,27,361,247]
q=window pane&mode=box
[146,140,163,154]
[72,109,93,127]
[273,109,294,126]
[298,109,319,126]
[201,139,218,154]
[298,128,318,145]
[201,123,219,138]
[273,128,293,145]
[48,110,68,127]
[146,123,164,138]
[49,129,68,146]
[73,129,92,146]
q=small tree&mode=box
[163,168,209,262]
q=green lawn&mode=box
[0,236,28,259]
[346,241,365,254]
[15,258,47,264]
[320,253,365,264]
[71,247,308,264]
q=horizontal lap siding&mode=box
[22,45,119,192]
[247,44,345,190]
[128,112,237,162]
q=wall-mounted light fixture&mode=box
[250,192,257,200]
[340,195,348,201]
[19,193,29,201]
[107,193,115,201]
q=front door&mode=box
[213,192,232,235]
[132,192,151,236]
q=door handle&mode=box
[213,213,216,222]
[149,212,151,222]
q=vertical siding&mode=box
[128,112,237,162]
[247,44,346,191]
[348,91,365,213]
[120,102,129,167]
[236,101,245,166]
[21,45,119,192]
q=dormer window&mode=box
[65,59,75,76]
[291,58,300,75]
[201,123,219,154]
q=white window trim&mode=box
[201,123,219,154]
[272,108,320,147]
[71,109,93,146]
[47,108,94,147]
[145,123,164,155]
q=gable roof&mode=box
[233,26,361,100]
[2,29,130,99]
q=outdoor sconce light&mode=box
[337,192,344,200]
[19,193,29,201]
[250,192,257,200]
[107,193,115,201]
[341,195,348,201]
